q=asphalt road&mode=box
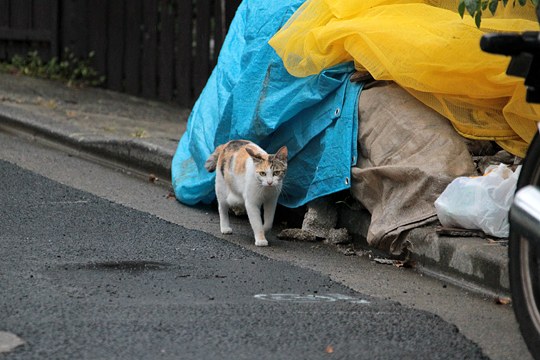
[0,142,492,359]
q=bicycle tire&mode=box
[510,131,540,359]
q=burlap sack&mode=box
[352,82,476,254]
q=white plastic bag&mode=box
[434,164,521,238]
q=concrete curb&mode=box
[0,106,175,180]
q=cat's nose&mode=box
[267,180,273,186]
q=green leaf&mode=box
[482,0,488,10]
[465,0,479,16]
[458,0,466,18]
[488,0,499,15]
[475,10,482,27]
[518,0,526,5]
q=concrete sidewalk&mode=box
[0,73,510,298]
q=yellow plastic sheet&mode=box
[269,0,540,157]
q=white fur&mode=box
[215,149,282,247]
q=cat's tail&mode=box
[204,144,226,172]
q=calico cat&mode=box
[205,140,288,246]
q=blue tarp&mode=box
[171,0,363,208]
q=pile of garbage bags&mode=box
[172,0,539,253]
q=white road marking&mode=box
[254,293,370,304]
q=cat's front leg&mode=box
[245,202,268,247]
[263,196,278,233]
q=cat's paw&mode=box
[221,226,233,234]
[255,238,269,247]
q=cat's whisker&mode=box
[278,183,293,202]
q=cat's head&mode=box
[245,146,288,188]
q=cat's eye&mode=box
[274,171,281,176]
[259,171,267,177]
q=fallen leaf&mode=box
[149,174,159,183]
[325,345,334,354]
[166,192,175,200]
[495,297,511,305]
[39,99,57,109]
[131,128,147,138]
[394,260,417,269]
[486,239,508,246]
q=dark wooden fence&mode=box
[0,0,242,107]
[0,0,59,61]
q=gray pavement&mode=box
[0,73,510,298]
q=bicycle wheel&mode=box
[510,131,540,358]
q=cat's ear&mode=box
[245,146,265,162]
[275,146,288,162]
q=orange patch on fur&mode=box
[233,149,250,175]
